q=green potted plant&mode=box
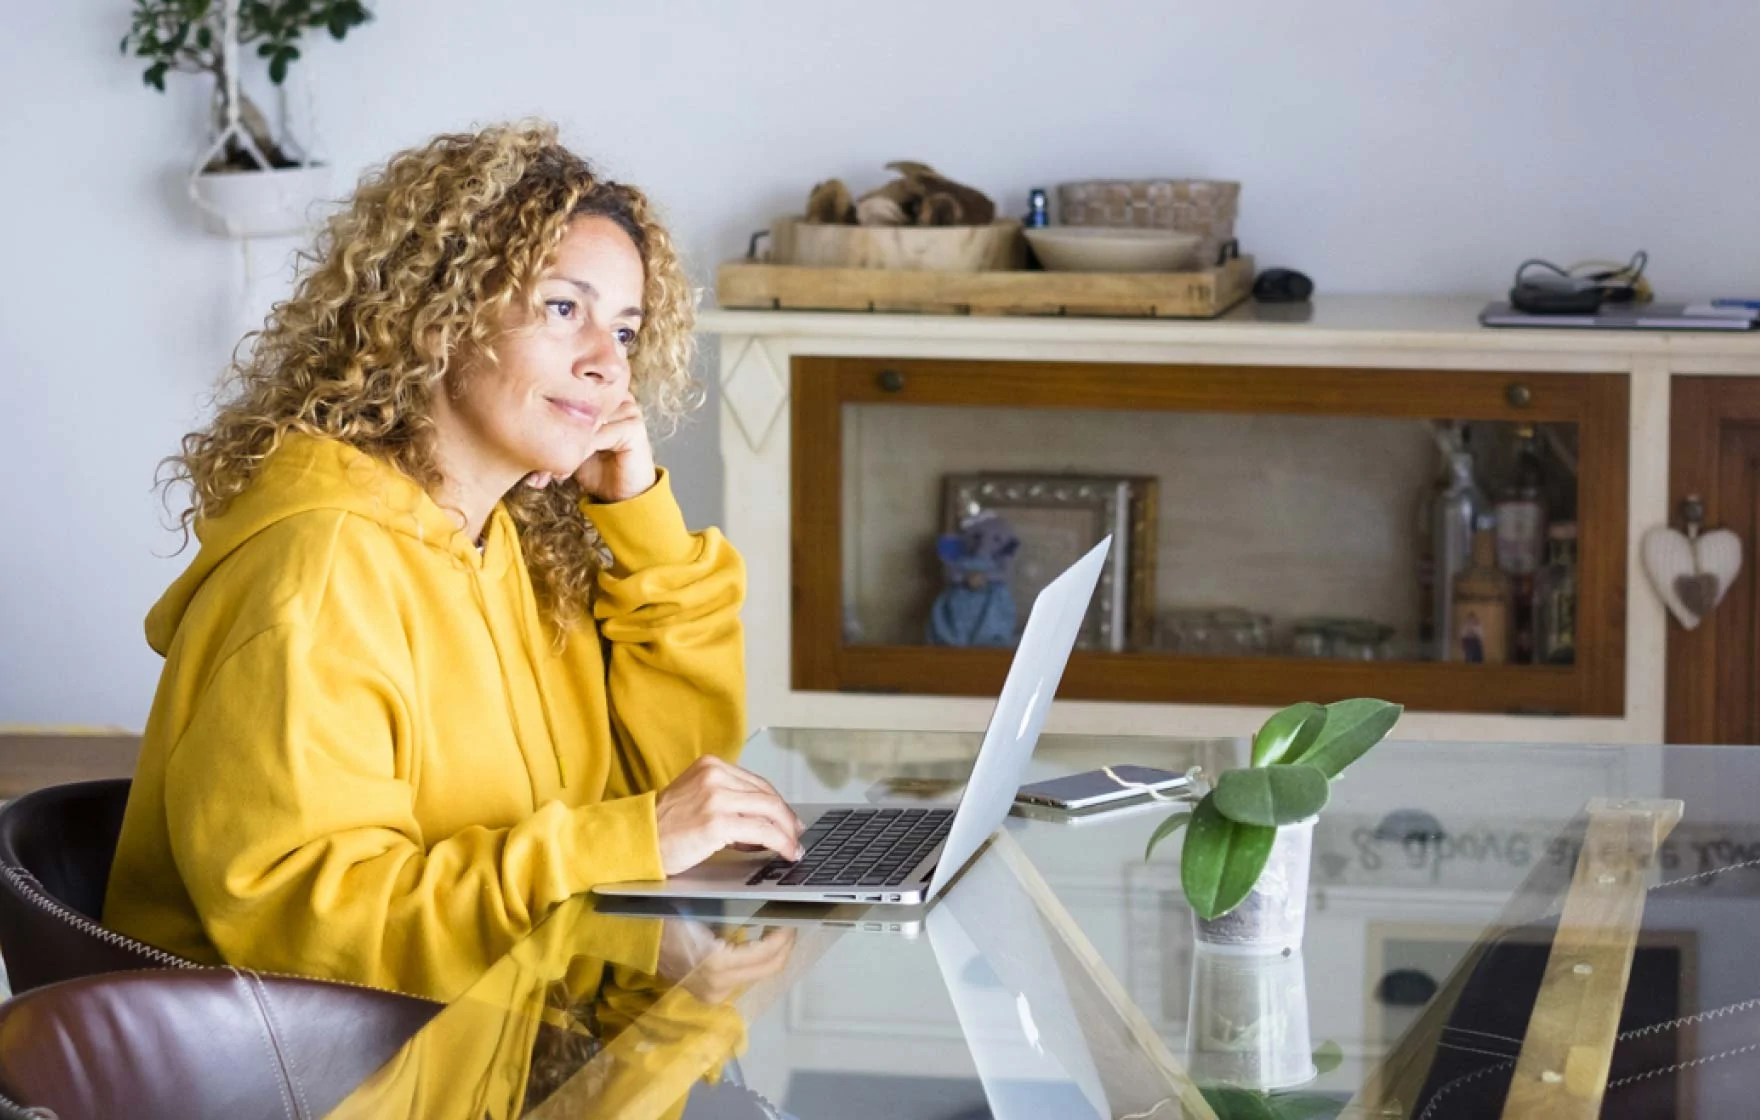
[122,0,373,237]
[1145,698,1403,953]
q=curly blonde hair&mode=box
[167,121,700,634]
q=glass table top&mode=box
[327,728,1760,1119]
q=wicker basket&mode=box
[1057,180,1240,269]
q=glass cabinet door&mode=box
[791,357,1627,717]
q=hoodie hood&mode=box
[146,432,487,654]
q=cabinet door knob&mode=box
[877,369,906,393]
[1506,382,1533,408]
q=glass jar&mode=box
[1162,609,1271,656]
[1208,609,1271,657]
[1159,610,1213,654]
[1331,621,1395,661]
[1289,618,1396,659]
[1289,620,1333,658]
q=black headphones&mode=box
[1509,251,1647,314]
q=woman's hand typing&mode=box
[653,756,804,875]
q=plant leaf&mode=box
[1181,793,1275,921]
[1290,698,1403,780]
[1267,1093,1344,1120]
[1201,1087,1279,1120]
[268,47,293,83]
[1311,1039,1343,1074]
[1214,764,1330,827]
[1251,702,1326,768]
[1143,810,1190,861]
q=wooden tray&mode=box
[717,253,1254,319]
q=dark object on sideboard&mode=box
[1252,267,1314,303]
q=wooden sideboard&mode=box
[702,296,1760,744]
[0,733,139,799]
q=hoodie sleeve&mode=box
[162,621,666,1001]
[581,469,747,797]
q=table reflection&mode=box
[322,730,1760,1118]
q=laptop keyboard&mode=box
[745,807,954,888]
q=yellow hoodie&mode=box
[103,433,746,1001]
[328,898,752,1120]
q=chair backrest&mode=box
[0,778,192,993]
[0,967,441,1120]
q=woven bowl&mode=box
[1023,227,1201,272]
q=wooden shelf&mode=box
[791,355,1629,719]
[820,647,1611,717]
[0,733,139,800]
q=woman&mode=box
[105,122,804,1001]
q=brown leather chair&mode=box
[0,779,195,994]
[0,967,441,1119]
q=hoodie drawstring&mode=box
[509,556,570,790]
[465,554,568,804]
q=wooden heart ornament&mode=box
[1642,526,1743,630]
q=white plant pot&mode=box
[1193,816,1315,955]
[1185,946,1317,1090]
[189,164,331,239]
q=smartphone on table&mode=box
[1013,765,1193,812]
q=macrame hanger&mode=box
[275,58,326,167]
[187,0,269,193]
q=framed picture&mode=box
[942,473,1158,651]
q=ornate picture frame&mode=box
[942,472,1158,651]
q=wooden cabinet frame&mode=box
[1666,377,1760,742]
[792,356,1628,717]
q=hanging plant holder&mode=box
[190,163,330,239]
[176,0,332,240]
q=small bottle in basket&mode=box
[1022,188,1050,271]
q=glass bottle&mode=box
[1451,515,1511,664]
[1431,432,1489,661]
[1415,444,1449,656]
[1533,522,1578,665]
[1495,424,1548,573]
[1496,423,1548,662]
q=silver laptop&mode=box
[593,537,1110,907]
[693,834,1186,1119]
[924,840,1113,1118]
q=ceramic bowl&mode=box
[1023,226,1202,273]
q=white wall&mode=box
[4,1,1758,728]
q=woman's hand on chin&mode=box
[572,395,657,503]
